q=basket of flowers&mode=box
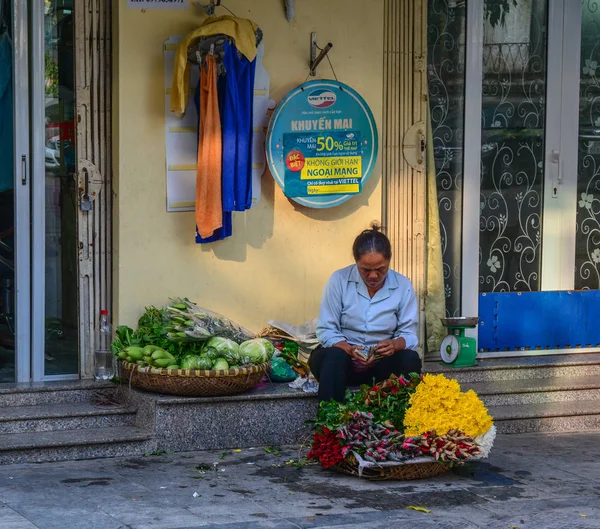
[307,373,496,480]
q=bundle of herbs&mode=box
[110,301,273,372]
[110,305,205,364]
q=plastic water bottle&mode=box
[94,309,115,380]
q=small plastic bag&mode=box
[166,299,256,343]
[268,357,298,382]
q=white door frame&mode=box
[30,0,46,381]
[12,0,31,383]
[549,1,581,290]
[462,0,591,355]
[461,0,484,345]
[12,1,78,382]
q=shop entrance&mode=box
[428,0,600,353]
[0,0,78,382]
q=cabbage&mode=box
[239,338,275,364]
[212,358,229,371]
[181,355,203,369]
[206,337,240,365]
[222,350,240,365]
[206,337,239,354]
[202,346,219,362]
[196,355,213,370]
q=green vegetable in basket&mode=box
[239,338,275,364]
[222,350,240,365]
[206,337,239,358]
[181,355,202,369]
[202,346,219,362]
[238,355,252,366]
[212,358,229,371]
[196,355,213,370]
[147,349,176,368]
[125,347,145,361]
[143,345,161,356]
[154,358,175,368]
[151,349,174,360]
[167,364,180,370]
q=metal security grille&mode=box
[75,0,112,377]
[382,0,428,353]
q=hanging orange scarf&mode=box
[196,55,223,239]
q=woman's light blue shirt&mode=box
[316,264,419,351]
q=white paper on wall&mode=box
[128,0,188,9]
[163,36,274,212]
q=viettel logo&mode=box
[307,89,337,108]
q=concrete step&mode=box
[424,352,600,383]
[463,375,600,406]
[489,400,600,434]
[0,426,155,465]
[121,353,600,450]
[0,402,137,434]
[123,381,317,453]
[0,380,115,406]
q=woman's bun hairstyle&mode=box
[352,222,392,261]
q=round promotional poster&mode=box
[266,80,378,208]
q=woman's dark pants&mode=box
[308,346,422,402]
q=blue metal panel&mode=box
[478,291,600,351]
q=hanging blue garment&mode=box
[194,69,232,243]
[220,43,238,213]
[221,41,256,212]
[0,32,13,193]
[234,45,256,211]
[193,41,257,243]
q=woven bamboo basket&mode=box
[333,455,450,481]
[120,360,269,397]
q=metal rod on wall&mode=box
[309,33,333,76]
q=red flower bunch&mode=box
[363,374,412,406]
[307,427,345,469]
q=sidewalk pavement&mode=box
[1,431,599,529]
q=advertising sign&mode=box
[266,80,378,208]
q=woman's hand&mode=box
[376,337,406,357]
[334,341,371,365]
[375,340,395,357]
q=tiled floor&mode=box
[1,431,599,528]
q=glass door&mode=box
[0,0,16,382]
[478,0,550,293]
[0,0,78,383]
[38,0,79,378]
[1,0,31,383]
[428,0,599,353]
[575,1,600,291]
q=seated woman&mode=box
[309,224,422,402]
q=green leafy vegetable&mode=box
[212,358,229,371]
[206,337,240,364]
[239,338,275,364]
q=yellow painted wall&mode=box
[113,0,384,331]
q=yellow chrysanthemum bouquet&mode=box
[309,372,495,473]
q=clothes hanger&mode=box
[187,34,229,68]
